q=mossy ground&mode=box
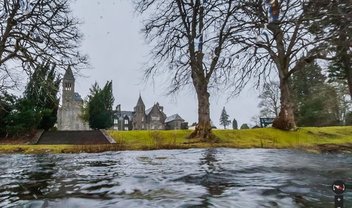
[0,126,351,154]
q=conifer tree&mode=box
[220,107,230,129]
[232,118,238,130]
[24,63,60,130]
[85,81,114,129]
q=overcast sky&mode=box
[71,0,261,128]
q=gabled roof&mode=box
[64,66,74,80]
[121,111,133,120]
[146,103,165,117]
[136,94,145,107]
[114,110,133,120]
[165,114,184,123]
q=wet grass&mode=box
[107,127,352,152]
[0,126,351,153]
[213,126,352,149]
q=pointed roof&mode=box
[146,103,166,118]
[136,94,145,107]
[64,66,75,80]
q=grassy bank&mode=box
[0,126,351,153]
[108,127,352,151]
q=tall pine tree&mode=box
[219,107,230,129]
[307,1,352,98]
[84,81,114,129]
[24,62,60,130]
[291,63,340,126]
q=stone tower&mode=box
[62,66,75,106]
[57,66,89,130]
[132,94,146,130]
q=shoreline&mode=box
[0,126,351,154]
[0,143,351,154]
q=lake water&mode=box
[0,148,351,208]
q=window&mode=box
[114,119,118,124]
[152,116,158,121]
[124,119,128,124]
[124,127,128,131]
[64,82,72,91]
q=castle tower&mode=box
[135,94,145,113]
[133,94,146,130]
[57,66,89,130]
[62,66,75,106]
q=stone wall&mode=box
[57,102,89,131]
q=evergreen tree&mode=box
[346,112,352,126]
[5,98,41,136]
[308,1,352,98]
[219,107,230,129]
[291,63,340,126]
[232,118,238,130]
[1,63,60,136]
[0,93,16,136]
[24,63,60,130]
[240,123,249,129]
[85,81,114,129]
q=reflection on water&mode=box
[0,149,351,208]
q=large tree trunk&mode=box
[273,77,297,130]
[190,83,213,140]
[189,53,214,140]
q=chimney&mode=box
[116,104,121,113]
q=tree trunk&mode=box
[188,52,214,140]
[272,77,297,130]
[189,81,215,140]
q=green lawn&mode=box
[0,126,351,153]
[108,126,352,150]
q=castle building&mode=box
[132,95,166,130]
[165,114,187,130]
[112,95,188,131]
[112,104,133,131]
[57,67,89,130]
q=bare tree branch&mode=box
[0,0,87,90]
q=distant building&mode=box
[132,95,167,130]
[165,114,188,130]
[112,104,133,131]
[57,67,89,130]
[112,95,187,131]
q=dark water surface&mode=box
[0,148,351,208]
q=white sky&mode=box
[71,0,261,128]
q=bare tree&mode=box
[0,0,87,89]
[232,0,333,130]
[0,73,15,93]
[134,0,250,140]
[258,81,280,117]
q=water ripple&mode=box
[0,149,351,207]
